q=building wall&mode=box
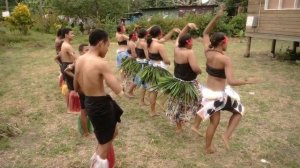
[246,0,300,41]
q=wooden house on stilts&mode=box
[245,0,300,59]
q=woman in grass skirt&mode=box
[138,26,180,116]
[127,28,150,105]
[115,24,129,84]
[198,5,258,154]
[120,31,140,97]
[155,23,203,133]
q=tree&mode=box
[216,0,248,16]
[6,3,33,35]
[51,0,127,20]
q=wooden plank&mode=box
[255,29,300,36]
[258,27,300,33]
[260,10,300,15]
[258,23,300,29]
[258,16,300,22]
[245,32,300,41]
[259,13,300,17]
[259,20,300,25]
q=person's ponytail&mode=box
[146,35,153,48]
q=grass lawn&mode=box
[0,28,299,168]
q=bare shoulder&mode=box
[221,54,231,65]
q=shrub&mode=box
[228,13,247,36]
[5,3,33,35]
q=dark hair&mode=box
[61,28,72,38]
[138,28,147,38]
[56,28,62,37]
[89,29,108,46]
[129,32,136,40]
[78,43,88,52]
[117,25,123,33]
[209,32,226,48]
[178,34,192,48]
[147,26,161,47]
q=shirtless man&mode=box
[60,28,77,89]
[60,28,77,112]
[74,29,124,168]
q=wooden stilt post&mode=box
[244,37,252,57]
[291,41,299,61]
[271,39,276,58]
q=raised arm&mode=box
[203,4,225,51]
[176,23,198,46]
[159,28,181,43]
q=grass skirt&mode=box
[120,58,142,80]
[155,77,202,123]
[138,65,172,88]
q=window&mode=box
[268,0,280,9]
[265,0,300,9]
[282,0,295,8]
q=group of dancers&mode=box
[54,5,257,168]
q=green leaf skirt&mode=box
[120,58,143,79]
[157,77,202,123]
[138,66,172,87]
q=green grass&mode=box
[0,28,299,168]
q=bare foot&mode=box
[222,134,230,150]
[139,101,149,106]
[205,146,217,154]
[125,92,134,98]
[191,127,202,137]
[150,112,160,117]
[83,133,90,137]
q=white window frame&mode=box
[264,0,300,10]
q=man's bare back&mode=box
[74,39,122,97]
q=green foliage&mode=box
[5,3,33,35]
[98,16,118,39]
[51,0,127,19]
[228,13,247,35]
[32,14,62,34]
[127,13,243,37]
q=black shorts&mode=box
[85,95,123,144]
[61,62,74,91]
[79,93,85,109]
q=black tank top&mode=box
[174,62,197,81]
[149,52,163,61]
[135,48,146,59]
[118,40,127,46]
[206,64,226,79]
